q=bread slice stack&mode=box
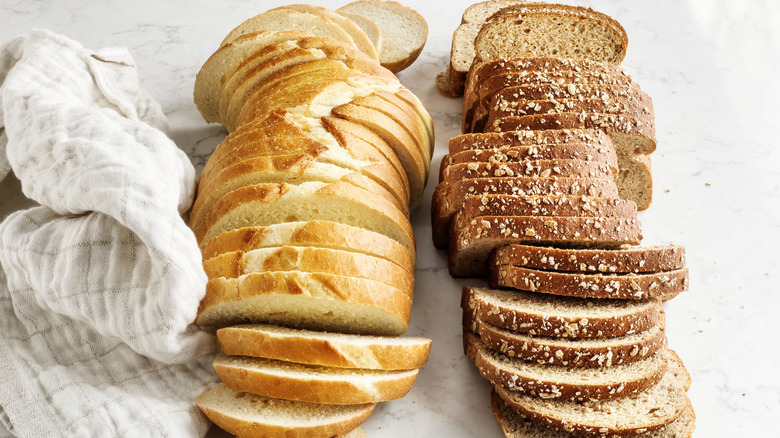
[461,243,695,436]
[189,3,432,437]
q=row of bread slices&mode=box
[463,244,694,437]
[188,3,434,437]
[432,128,643,278]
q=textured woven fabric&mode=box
[0,31,218,437]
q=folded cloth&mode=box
[0,30,219,437]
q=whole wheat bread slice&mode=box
[213,355,419,404]
[491,265,689,301]
[217,323,431,370]
[449,129,614,155]
[440,159,615,184]
[492,244,686,274]
[477,319,667,368]
[494,349,692,436]
[431,176,620,249]
[461,287,663,339]
[490,389,696,438]
[449,214,642,278]
[196,270,411,335]
[197,383,375,438]
[466,332,667,402]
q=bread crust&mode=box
[203,245,414,293]
[196,271,411,335]
[466,332,667,402]
[492,265,689,301]
[214,356,419,404]
[440,159,615,184]
[216,324,431,370]
[462,287,664,339]
[449,214,642,277]
[219,9,359,49]
[200,221,415,268]
[492,244,686,274]
[431,176,620,248]
[449,129,614,155]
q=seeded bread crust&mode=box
[449,214,642,277]
[477,319,667,368]
[449,129,614,155]
[203,245,415,294]
[431,177,620,249]
[465,332,667,402]
[490,112,657,156]
[196,270,411,335]
[492,244,686,274]
[196,383,375,438]
[490,389,696,438]
[200,221,415,268]
[440,159,615,184]
[493,350,692,436]
[492,265,689,301]
[461,287,664,339]
[213,355,419,404]
[216,324,431,370]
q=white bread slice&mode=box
[200,221,415,268]
[197,271,411,335]
[490,389,696,438]
[461,287,663,339]
[372,90,434,158]
[491,265,689,301]
[213,355,419,404]
[391,88,435,152]
[202,245,414,293]
[473,5,628,65]
[194,181,414,253]
[492,244,686,274]
[194,30,313,123]
[219,9,359,49]
[494,350,692,436]
[338,10,383,54]
[477,320,667,368]
[338,0,428,73]
[196,383,375,438]
[465,332,667,402]
[216,324,431,370]
[272,4,379,60]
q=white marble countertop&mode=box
[1,0,778,436]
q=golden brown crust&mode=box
[216,324,431,370]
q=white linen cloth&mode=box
[0,30,219,437]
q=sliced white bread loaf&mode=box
[338,0,428,73]
[217,324,431,370]
[493,349,692,436]
[197,270,411,335]
[213,355,419,404]
[194,30,314,123]
[491,265,689,301]
[219,8,360,49]
[200,221,415,269]
[477,320,667,367]
[376,89,435,155]
[431,176,620,249]
[493,244,686,274]
[449,215,642,278]
[194,181,415,252]
[271,4,379,60]
[490,389,696,438]
[465,332,667,402]
[461,287,663,338]
[197,383,375,438]
[202,245,414,293]
[338,10,383,54]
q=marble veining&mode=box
[1,0,779,436]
